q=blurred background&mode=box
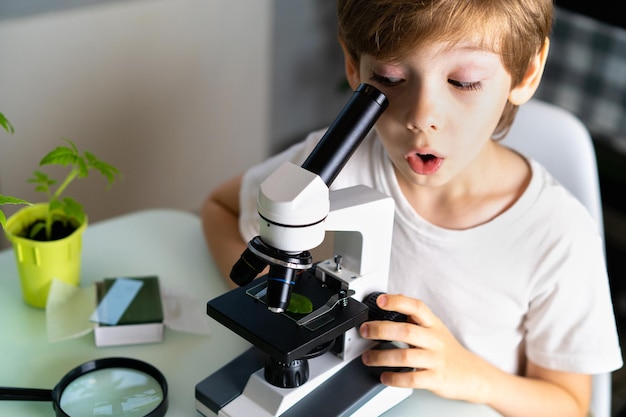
[536,4,626,416]
[0,1,624,413]
[0,0,352,250]
[0,0,272,244]
[1,1,623,242]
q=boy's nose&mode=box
[405,88,440,132]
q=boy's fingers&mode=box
[362,344,431,369]
[360,320,430,348]
[377,293,437,328]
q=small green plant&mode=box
[0,112,121,240]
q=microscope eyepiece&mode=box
[301,83,388,186]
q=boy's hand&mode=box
[359,293,489,403]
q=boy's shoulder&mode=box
[526,158,600,235]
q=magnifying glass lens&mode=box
[59,367,164,416]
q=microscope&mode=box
[195,84,412,416]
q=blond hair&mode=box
[337,0,553,138]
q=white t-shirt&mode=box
[239,128,623,375]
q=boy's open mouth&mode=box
[406,152,444,175]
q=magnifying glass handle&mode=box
[0,387,53,401]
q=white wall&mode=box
[271,0,351,153]
[0,0,272,246]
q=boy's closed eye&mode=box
[371,72,404,87]
[371,71,482,92]
[448,79,483,91]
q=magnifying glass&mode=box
[0,357,167,417]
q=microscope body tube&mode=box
[301,84,388,186]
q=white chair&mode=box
[503,99,612,417]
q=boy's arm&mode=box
[359,293,592,417]
[201,137,314,287]
[462,357,591,417]
[492,361,592,417]
[201,174,248,288]
[465,358,591,417]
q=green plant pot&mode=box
[4,204,87,309]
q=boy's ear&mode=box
[339,39,361,90]
[509,37,550,105]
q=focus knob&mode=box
[363,292,407,323]
[264,356,309,388]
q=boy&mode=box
[202,1,622,416]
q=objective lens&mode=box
[230,248,267,287]
[266,265,297,313]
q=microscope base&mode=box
[195,346,412,417]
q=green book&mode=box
[101,276,163,325]
[94,276,164,347]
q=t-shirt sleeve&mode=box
[524,204,623,374]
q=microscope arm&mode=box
[231,84,388,313]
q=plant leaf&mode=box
[76,157,89,178]
[0,195,32,205]
[0,112,15,134]
[39,145,80,167]
[64,138,79,154]
[49,199,62,212]
[28,171,55,194]
[0,194,31,231]
[28,171,56,185]
[28,222,45,239]
[60,197,85,224]
[86,152,122,185]
[286,293,314,314]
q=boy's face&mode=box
[346,40,520,191]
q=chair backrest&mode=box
[503,99,610,417]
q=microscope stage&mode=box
[208,270,369,363]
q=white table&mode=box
[0,209,502,416]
